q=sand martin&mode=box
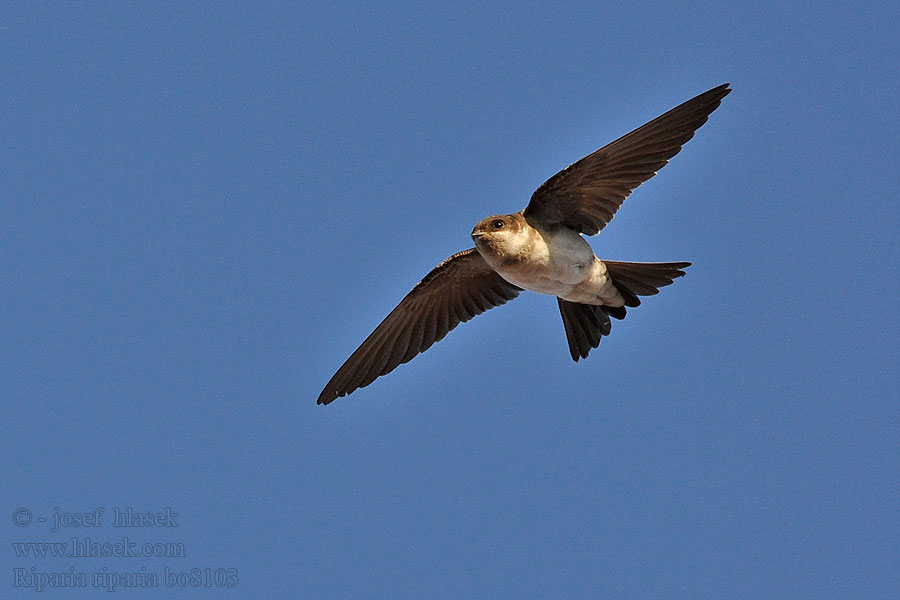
[318,84,730,405]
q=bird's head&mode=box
[471,213,532,259]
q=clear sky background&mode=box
[2,2,898,598]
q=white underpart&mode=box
[482,227,625,307]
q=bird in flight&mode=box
[318,83,731,405]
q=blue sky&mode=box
[2,2,898,598]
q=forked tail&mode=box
[557,261,690,360]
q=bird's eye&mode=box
[492,219,504,229]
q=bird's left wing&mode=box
[318,248,522,405]
[523,84,730,235]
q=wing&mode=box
[523,83,731,235]
[317,248,522,405]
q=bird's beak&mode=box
[471,229,484,238]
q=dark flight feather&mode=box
[524,84,731,235]
[317,248,521,405]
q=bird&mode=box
[318,83,731,405]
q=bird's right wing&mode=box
[318,248,522,405]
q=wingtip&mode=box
[674,262,691,278]
[700,83,731,103]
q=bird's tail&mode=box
[604,260,691,316]
[556,261,690,361]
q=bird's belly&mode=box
[482,226,623,305]
[500,257,624,306]
[505,272,577,296]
